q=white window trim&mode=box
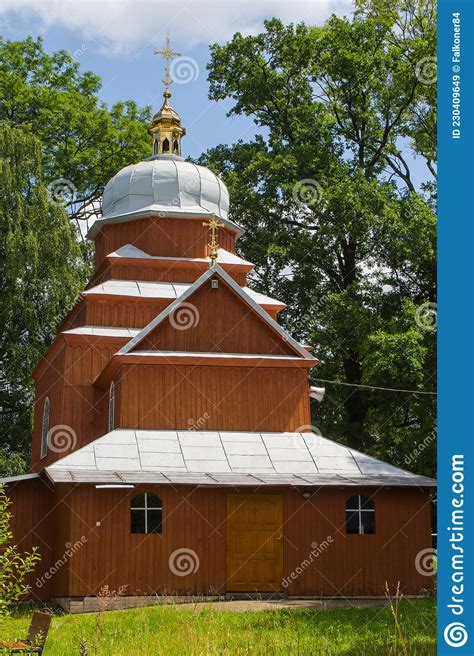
[346,495,375,535]
[131,493,162,534]
[40,398,50,459]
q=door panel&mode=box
[226,494,283,592]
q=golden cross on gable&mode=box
[154,33,181,89]
[203,214,225,266]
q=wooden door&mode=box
[226,494,284,592]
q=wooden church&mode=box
[3,49,435,611]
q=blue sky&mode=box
[0,0,428,186]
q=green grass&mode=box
[0,599,436,655]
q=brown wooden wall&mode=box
[116,364,310,432]
[136,278,295,356]
[62,296,277,332]
[31,339,128,470]
[46,484,433,598]
[89,262,248,287]
[5,477,54,602]
[284,486,433,597]
[94,216,236,269]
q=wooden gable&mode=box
[129,274,297,356]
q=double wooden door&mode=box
[226,494,283,592]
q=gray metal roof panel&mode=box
[45,429,436,487]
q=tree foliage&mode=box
[0,484,41,615]
[202,1,436,475]
[0,38,151,470]
[0,36,151,231]
[0,126,86,467]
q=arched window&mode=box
[153,139,159,155]
[131,493,162,534]
[40,398,50,459]
[345,495,375,534]
[173,139,179,154]
[108,382,115,432]
[162,137,170,153]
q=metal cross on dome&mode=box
[203,214,225,266]
[154,33,181,91]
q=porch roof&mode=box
[45,430,436,488]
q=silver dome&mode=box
[103,155,229,219]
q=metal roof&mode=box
[62,326,140,338]
[84,280,284,307]
[87,157,244,239]
[45,430,436,488]
[106,245,253,267]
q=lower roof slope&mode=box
[46,429,436,488]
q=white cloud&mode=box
[0,0,352,55]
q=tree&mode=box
[0,36,151,235]
[0,484,41,615]
[202,3,436,475]
[0,126,86,469]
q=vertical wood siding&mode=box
[118,364,310,432]
[43,485,433,598]
[5,478,54,602]
[94,217,236,269]
[137,279,295,356]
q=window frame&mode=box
[345,494,375,535]
[130,492,162,535]
[40,398,50,459]
[108,382,115,432]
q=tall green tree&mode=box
[0,126,86,470]
[0,36,151,232]
[202,2,436,475]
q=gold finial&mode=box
[154,33,181,98]
[203,214,225,266]
[150,33,186,157]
